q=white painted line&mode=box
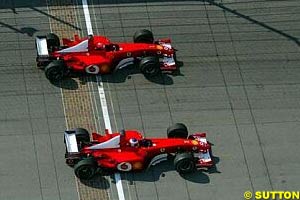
[81,1,125,200]
[88,5,113,199]
[96,76,113,132]
[82,0,93,35]
[115,173,125,200]
[87,79,101,133]
[96,76,125,200]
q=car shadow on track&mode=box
[79,175,110,189]
[144,155,220,184]
[82,155,220,189]
[181,156,220,183]
[124,155,219,184]
[85,62,184,86]
[134,159,214,184]
[52,77,79,90]
[100,67,176,85]
[57,62,184,89]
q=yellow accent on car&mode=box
[156,45,163,50]
[192,140,199,145]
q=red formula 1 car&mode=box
[35,30,178,82]
[64,123,214,180]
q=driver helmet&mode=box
[129,138,139,147]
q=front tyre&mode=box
[139,56,160,77]
[45,60,65,82]
[74,158,96,180]
[174,153,195,174]
[167,123,188,139]
[133,29,154,43]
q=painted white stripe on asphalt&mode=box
[115,173,125,200]
[82,0,93,35]
[96,76,113,132]
[81,1,125,200]
[96,76,126,200]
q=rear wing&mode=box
[35,36,49,57]
[64,131,79,153]
[35,36,51,67]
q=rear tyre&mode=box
[133,29,154,43]
[174,153,195,174]
[44,60,65,82]
[139,56,160,77]
[46,33,60,51]
[73,128,90,143]
[167,123,188,139]
[74,158,96,180]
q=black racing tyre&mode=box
[46,33,60,50]
[174,152,195,174]
[44,60,65,82]
[133,29,154,43]
[167,123,188,139]
[139,56,160,77]
[74,158,96,180]
[73,128,90,143]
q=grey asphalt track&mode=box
[0,4,78,200]
[0,0,300,200]
[88,1,300,199]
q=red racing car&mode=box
[35,30,178,82]
[64,123,214,180]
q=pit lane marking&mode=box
[82,0,126,199]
